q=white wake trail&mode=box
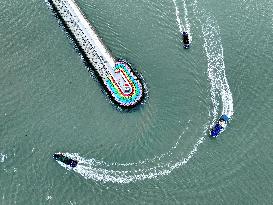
[56,1,234,183]
[63,132,206,183]
[172,0,192,41]
[182,0,192,41]
[172,0,184,32]
[193,1,234,120]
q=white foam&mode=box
[172,0,184,32]
[46,196,52,201]
[192,0,234,120]
[182,0,192,42]
[0,153,7,163]
[56,1,234,183]
[65,134,203,183]
[62,121,207,183]
[172,0,192,42]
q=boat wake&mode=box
[172,0,192,42]
[56,0,234,183]
[192,0,234,120]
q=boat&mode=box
[182,31,190,49]
[209,115,229,138]
[53,152,78,168]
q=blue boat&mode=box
[182,31,190,49]
[210,115,229,138]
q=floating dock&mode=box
[48,0,144,108]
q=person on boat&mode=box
[183,32,189,44]
[218,119,225,127]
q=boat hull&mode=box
[53,153,78,168]
[209,115,229,138]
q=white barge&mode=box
[48,0,144,108]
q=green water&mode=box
[1,0,273,204]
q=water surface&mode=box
[0,0,273,204]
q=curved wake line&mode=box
[80,126,188,168]
[64,135,206,184]
[193,1,234,120]
[58,1,234,183]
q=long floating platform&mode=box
[48,0,144,108]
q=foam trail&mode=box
[181,0,192,41]
[192,1,234,120]
[64,133,206,184]
[172,0,192,41]
[172,0,184,32]
[56,2,234,183]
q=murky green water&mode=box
[1,0,273,204]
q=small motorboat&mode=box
[53,152,78,168]
[210,115,229,138]
[182,31,190,49]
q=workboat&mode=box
[53,152,78,168]
[182,31,190,49]
[210,115,229,138]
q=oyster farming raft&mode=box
[48,0,144,108]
